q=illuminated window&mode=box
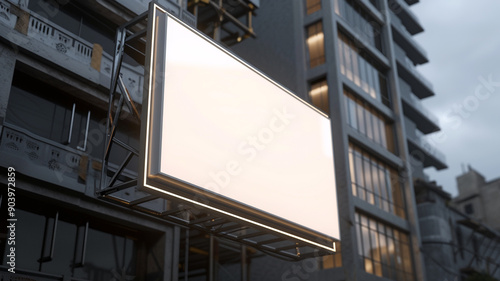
[322,243,342,269]
[309,79,329,115]
[355,213,415,281]
[307,22,325,68]
[306,0,321,15]
[338,33,391,107]
[348,143,405,218]
[344,90,396,153]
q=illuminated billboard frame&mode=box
[140,3,339,252]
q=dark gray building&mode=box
[416,179,500,281]
[0,0,446,280]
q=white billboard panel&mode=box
[141,4,339,251]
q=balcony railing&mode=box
[394,43,434,98]
[405,117,447,168]
[335,0,383,53]
[392,0,423,35]
[0,0,17,28]
[390,10,428,64]
[0,123,89,193]
[408,91,439,125]
[0,0,196,105]
[27,13,93,64]
[402,57,433,90]
[23,9,145,103]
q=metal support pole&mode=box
[184,229,189,281]
[209,234,214,281]
[241,245,247,281]
[212,0,223,41]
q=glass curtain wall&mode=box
[355,213,415,281]
[348,143,405,218]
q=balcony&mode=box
[0,0,197,105]
[0,124,91,194]
[399,78,439,134]
[114,0,196,27]
[389,0,423,35]
[0,122,169,213]
[390,11,428,65]
[394,43,434,99]
[404,0,419,6]
[405,117,447,170]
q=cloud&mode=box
[413,0,500,195]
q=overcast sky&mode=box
[411,1,500,196]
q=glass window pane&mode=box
[371,160,380,207]
[355,153,366,200]
[356,103,365,134]
[364,157,374,204]
[379,118,387,148]
[374,67,381,101]
[338,39,346,75]
[42,220,77,276]
[372,112,381,145]
[307,22,325,68]
[348,98,358,130]
[349,148,357,196]
[352,49,360,87]
[356,223,364,256]
[365,110,374,140]
[344,40,353,80]
[310,79,329,114]
[306,0,321,15]
[349,143,404,217]
[359,57,369,93]
[12,209,46,271]
[334,0,340,15]
[362,226,371,258]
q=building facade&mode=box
[0,0,446,280]
[453,167,500,233]
[416,179,500,281]
[231,0,447,280]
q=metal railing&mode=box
[27,13,93,64]
[405,117,447,164]
[0,0,17,28]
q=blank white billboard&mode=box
[141,4,339,251]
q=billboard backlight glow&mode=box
[141,4,340,251]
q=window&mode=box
[306,0,321,15]
[464,203,474,215]
[309,79,329,115]
[307,22,326,68]
[338,33,391,108]
[5,71,140,170]
[322,243,342,269]
[28,1,116,54]
[344,90,396,153]
[349,143,405,218]
[334,0,383,52]
[355,213,415,281]
[0,197,143,280]
[6,71,94,151]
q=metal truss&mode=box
[189,0,257,45]
[95,3,332,262]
